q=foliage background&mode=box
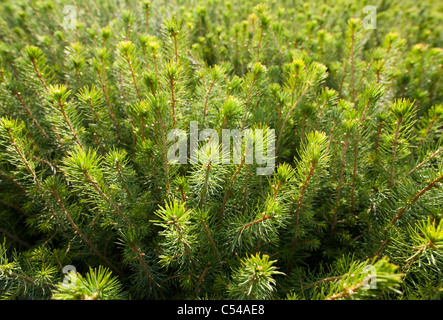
[0,0,442,300]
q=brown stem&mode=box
[50,187,120,274]
[429,64,442,102]
[374,120,384,154]
[416,114,438,151]
[200,221,221,263]
[240,171,252,215]
[407,146,443,177]
[115,161,133,200]
[86,97,105,136]
[276,85,311,154]
[303,275,343,289]
[0,270,56,290]
[356,60,375,93]
[241,73,259,130]
[198,161,212,209]
[349,132,362,216]
[292,160,317,250]
[6,129,41,189]
[96,66,122,141]
[173,32,179,64]
[270,30,284,66]
[387,173,443,233]
[338,53,350,98]
[330,132,350,240]
[30,58,48,91]
[124,51,141,102]
[403,242,432,272]
[325,282,364,300]
[316,100,328,131]
[0,199,26,217]
[238,214,272,233]
[219,156,246,225]
[156,110,171,196]
[169,77,177,129]
[203,80,215,124]
[0,227,30,248]
[152,54,160,83]
[130,243,162,291]
[194,264,212,296]
[300,113,307,143]
[57,101,82,147]
[335,133,350,208]
[350,101,371,214]
[0,169,26,192]
[0,68,49,140]
[375,173,443,256]
[256,28,264,61]
[83,171,133,228]
[326,120,337,154]
[51,124,67,156]
[350,34,356,103]
[389,117,403,188]
[174,223,194,269]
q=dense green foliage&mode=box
[0,0,442,300]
